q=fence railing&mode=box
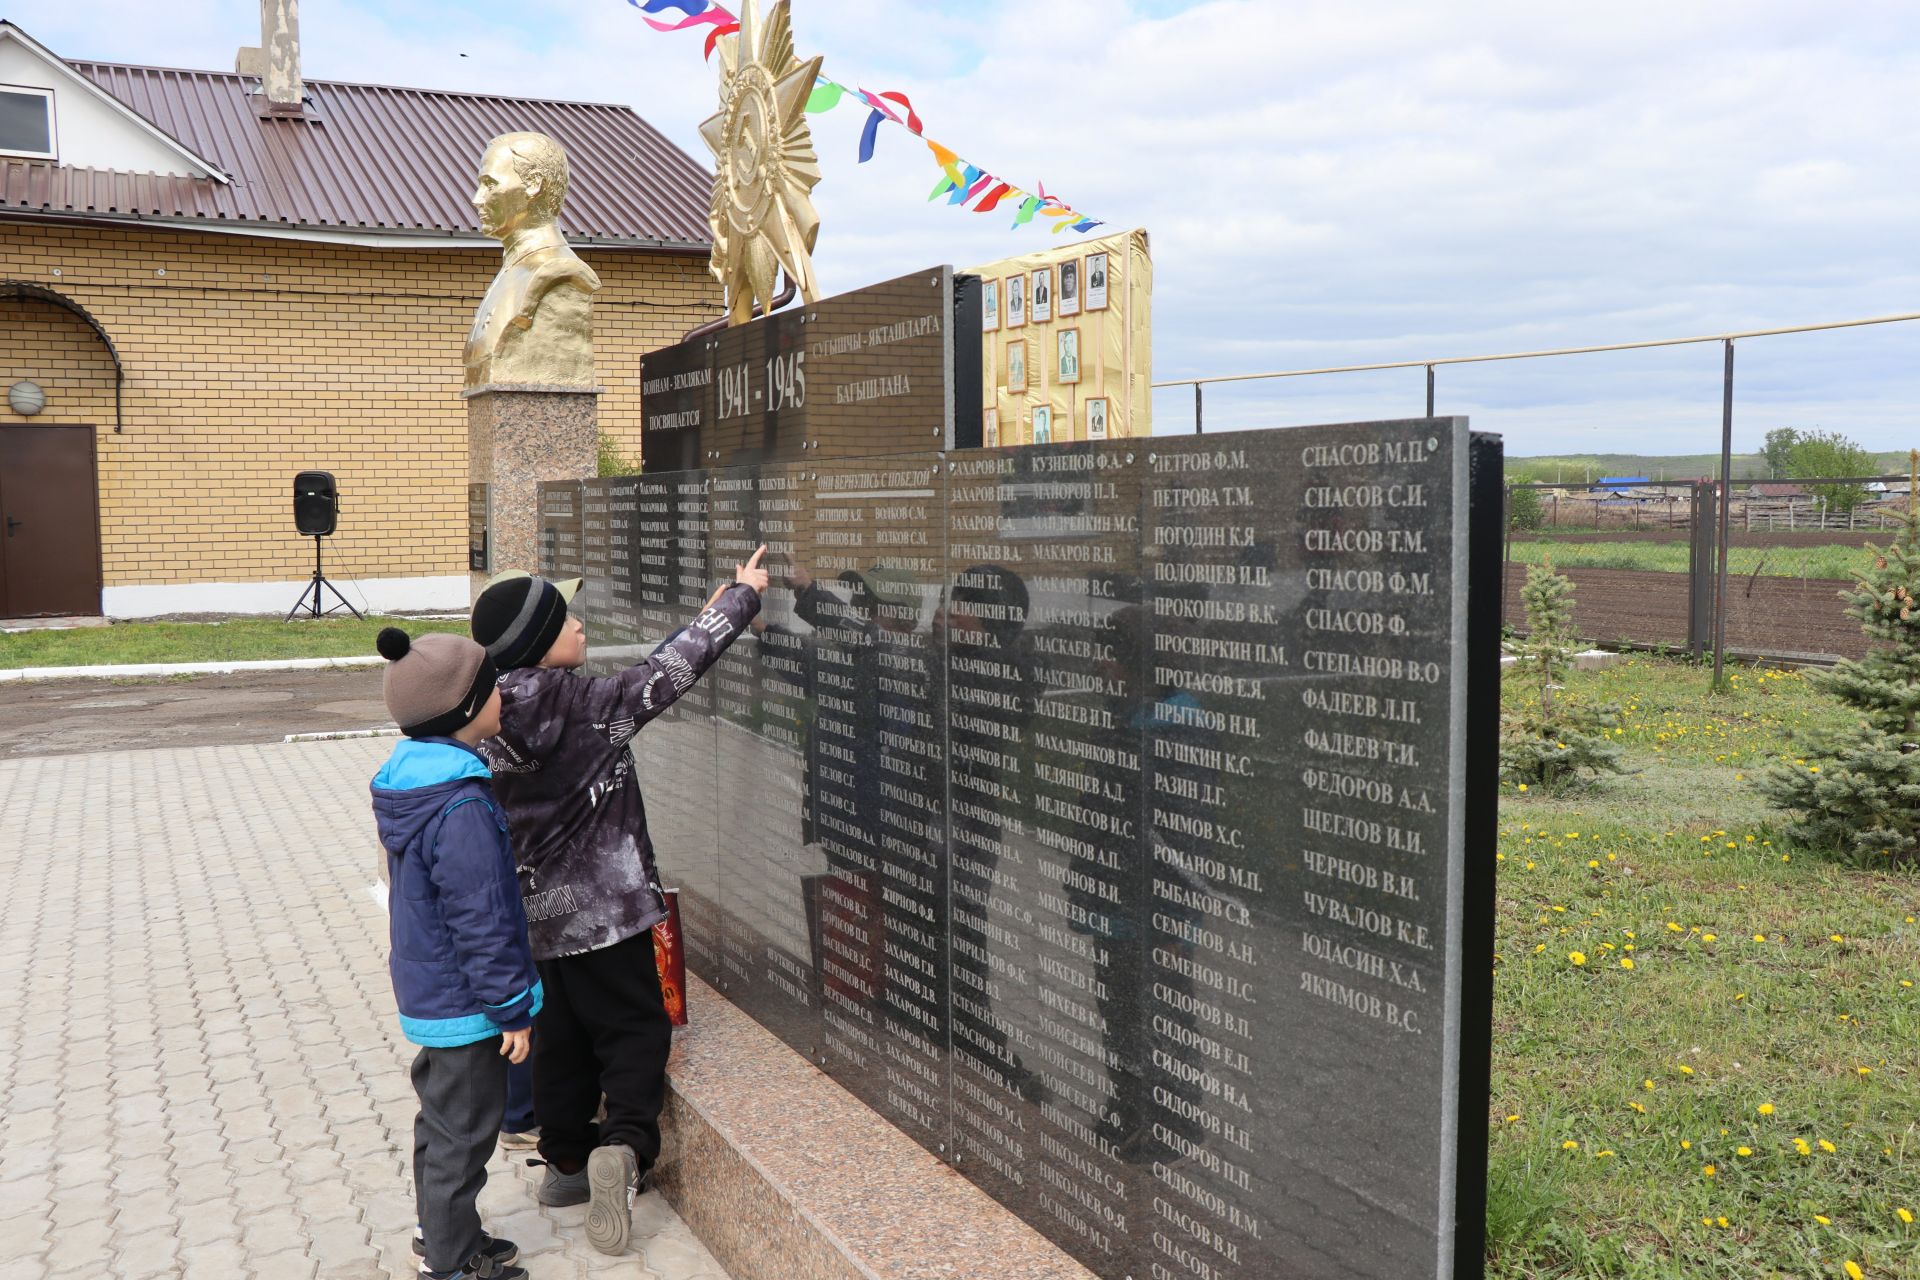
[1156,311,1920,679]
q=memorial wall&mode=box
[541,417,1498,1280]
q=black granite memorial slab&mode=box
[538,481,583,583]
[639,268,982,473]
[545,416,1496,1280]
[800,453,953,1155]
[468,483,490,573]
[708,461,823,1059]
[943,441,1150,1275]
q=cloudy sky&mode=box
[14,0,1920,454]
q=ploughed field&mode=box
[1499,563,1868,661]
[1488,657,1919,1279]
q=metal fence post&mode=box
[1195,383,1204,435]
[1425,365,1435,417]
[1712,340,1735,687]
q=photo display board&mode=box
[540,418,1498,1280]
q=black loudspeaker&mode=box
[293,471,338,537]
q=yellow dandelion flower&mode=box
[1858,1066,1873,1076]
[1753,933,1767,942]
[1703,933,1717,942]
[1794,1139,1812,1155]
[1679,1065,1695,1076]
[1505,1114,1519,1123]
[1588,860,1600,869]
[1716,1216,1729,1228]
[1629,1101,1646,1114]
[1534,943,1546,953]
[1667,922,1684,932]
[1736,1146,1752,1157]
[1819,1139,1837,1153]
[1681,1139,1691,1149]
[1758,1103,1774,1115]
[1569,952,1587,966]
[1562,1140,1579,1151]
[1845,1262,1863,1280]
[1620,958,1634,969]
[1702,1164,1716,1177]
[1898,1207,1914,1224]
[1595,1149,1614,1158]
[1517,784,1527,792]
[1814,1213,1830,1224]
[1831,934,1845,943]
[1644,1079,1655,1090]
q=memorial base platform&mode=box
[658,973,1097,1280]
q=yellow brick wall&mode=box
[0,222,720,590]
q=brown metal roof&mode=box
[1,57,714,249]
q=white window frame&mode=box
[0,83,57,161]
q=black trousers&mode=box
[411,1038,507,1274]
[533,930,672,1172]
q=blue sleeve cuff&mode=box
[483,979,543,1029]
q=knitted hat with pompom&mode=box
[377,628,497,738]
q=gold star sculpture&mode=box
[699,0,825,326]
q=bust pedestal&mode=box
[465,383,600,598]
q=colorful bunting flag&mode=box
[629,1,1104,234]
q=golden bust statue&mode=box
[464,132,601,388]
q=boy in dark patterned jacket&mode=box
[469,548,766,1255]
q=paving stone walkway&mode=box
[0,739,733,1280]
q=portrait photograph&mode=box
[984,407,999,448]
[1085,251,1110,311]
[1085,396,1109,440]
[1059,258,1082,317]
[1006,338,1027,392]
[1006,273,1027,328]
[982,278,1000,332]
[1032,404,1051,444]
[1057,327,1081,384]
[1031,266,1054,324]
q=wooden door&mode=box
[0,425,103,617]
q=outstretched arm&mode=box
[577,546,769,737]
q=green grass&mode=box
[1490,657,1920,1278]
[1509,539,1876,581]
[1508,452,1912,485]
[0,616,469,668]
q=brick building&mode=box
[0,19,718,618]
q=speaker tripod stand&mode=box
[287,534,362,620]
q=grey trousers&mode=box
[411,1038,508,1273]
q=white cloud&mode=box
[11,0,1920,453]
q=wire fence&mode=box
[1152,311,1920,670]
[1503,477,1913,663]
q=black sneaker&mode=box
[530,1158,589,1207]
[413,1233,521,1277]
[585,1143,640,1255]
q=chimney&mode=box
[236,0,304,114]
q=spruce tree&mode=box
[1501,562,1626,789]
[1757,451,1920,865]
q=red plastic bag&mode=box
[653,889,689,1027]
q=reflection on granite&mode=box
[658,972,1097,1280]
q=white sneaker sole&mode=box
[585,1145,637,1255]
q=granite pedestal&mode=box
[465,384,600,595]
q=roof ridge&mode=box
[66,58,647,113]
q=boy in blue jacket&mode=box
[371,627,541,1280]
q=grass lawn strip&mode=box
[1490,657,1919,1279]
[0,617,469,669]
[1508,539,1876,581]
